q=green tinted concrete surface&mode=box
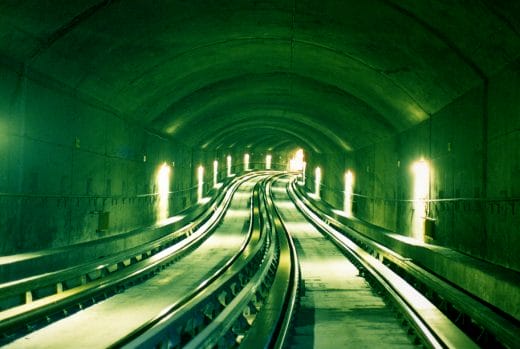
[4,178,259,348]
[0,0,518,314]
[272,181,417,348]
[301,191,520,322]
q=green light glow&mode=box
[315,166,322,199]
[289,148,305,171]
[213,160,218,187]
[344,170,354,217]
[266,154,272,170]
[227,155,232,177]
[301,161,307,185]
[156,163,171,222]
[411,159,430,240]
[244,153,250,171]
[197,165,204,202]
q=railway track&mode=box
[1,172,516,348]
[268,176,475,348]
[0,173,268,348]
[240,175,478,348]
[287,176,519,349]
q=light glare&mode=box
[411,159,430,240]
[213,160,218,187]
[289,148,305,171]
[197,165,204,203]
[244,153,250,171]
[344,170,354,217]
[315,166,321,198]
[157,163,171,222]
[227,155,232,177]
[266,154,272,170]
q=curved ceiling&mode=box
[1,0,519,154]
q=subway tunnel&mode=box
[0,1,519,347]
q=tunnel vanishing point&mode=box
[0,0,519,336]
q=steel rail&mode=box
[182,179,277,348]
[290,178,520,349]
[287,176,478,349]
[116,172,300,349]
[113,175,271,348]
[0,173,260,345]
[239,174,300,349]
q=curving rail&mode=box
[289,177,520,349]
[114,173,301,348]
[0,172,260,345]
[3,171,507,348]
[112,177,270,348]
[239,176,300,348]
[285,175,482,348]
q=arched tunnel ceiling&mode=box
[1,1,520,153]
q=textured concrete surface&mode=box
[303,191,520,321]
[273,180,416,348]
[0,0,518,311]
[312,63,520,271]
[4,177,259,348]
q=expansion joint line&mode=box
[28,0,119,61]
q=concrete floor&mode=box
[272,181,417,348]
[5,179,259,349]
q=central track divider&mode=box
[116,172,301,348]
[239,175,300,348]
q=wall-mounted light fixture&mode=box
[227,155,232,177]
[213,160,218,187]
[411,158,430,240]
[157,163,170,222]
[244,153,250,171]
[315,166,322,199]
[197,165,204,203]
[344,170,355,217]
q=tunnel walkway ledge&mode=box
[0,177,237,284]
[292,183,520,322]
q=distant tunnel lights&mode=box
[197,165,204,203]
[157,163,171,222]
[315,166,322,199]
[266,154,272,170]
[244,153,250,171]
[213,160,219,187]
[289,149,305,171]
[412,159,430,241]
[344,170,354,217]
[227,155,232,177]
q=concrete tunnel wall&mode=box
[0,54,519,274]
[0,1,518,291]
[0,57,520,270]
[0,61,292,256]
[305,58,520,272]
[0,63,212,255]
